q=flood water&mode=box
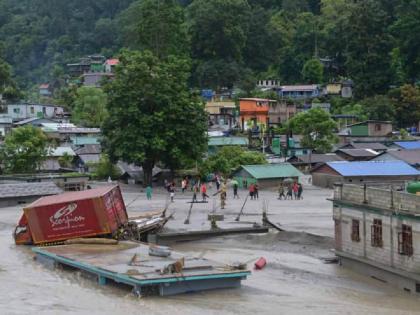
[1,186,420,314]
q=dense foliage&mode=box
[287,108,338,153]
[0,126,48,173]
[102,50,208,186]
[0,1,419,94]
[199,146,267,178]
[72,87,108,127]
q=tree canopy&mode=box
[0,126,48,174]
[72,86,108,127]
[199,146,267,178]
[288,108,338,153]
[102,50,207,186]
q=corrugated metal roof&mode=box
[75,144,102,155]
[241,163,304,179]
[79,154,101,164]
[326,161,420,176]
[0,182,62,199]
[394,141,420,150]
[382,149,420,165]
[208,137,249,146]
[291,153,344,164]
[336,149,379,157]
[70,136,100,145]
[347,142,388,150]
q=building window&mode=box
[13,108,20,113]
[371,219,383,247]
[30,107,34,114]
[351,219,360,242]
[42,107,46,114]
[375,124,381,131]
[398,224,413,256]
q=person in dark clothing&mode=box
[233,182,239,199]
[298,183,303,200]
[254,184,259,199]
[287,185,293,200]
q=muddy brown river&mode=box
[1,186,420,314]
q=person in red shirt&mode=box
[201,183,209,201]
[249,183,255,200]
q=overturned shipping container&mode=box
[14,186,128,245]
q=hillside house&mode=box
[7,103,65,121]
[278,85,321,100]
[345,121,393,137]
[104,58,119,73]
[205,100,236,131]
[268,102,297,125]
[39,83,52,97]
[239,98,275,131]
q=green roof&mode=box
[70,136,100,145]
[208,137,248,146]
[240,163,303,179]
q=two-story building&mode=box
[239,98,275,131]
[338,120,393,145]
[268,102,297,125]
[205,99,236,131]
[332,183,420,294]
[7,103,65,121]
[278,85,321,100]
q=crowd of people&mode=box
[159,176,304,204]
[278,182,303,200]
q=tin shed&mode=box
[233,163,303,188]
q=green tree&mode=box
[360,95,396,122]
[288,108,338,153]
[343,0,393,97]
[118,0,188,58]
[90,155,121,180]
[58,152,73,168]
[72,87,108,127]
[187,0,251,88]
[102,50,208,186]
[389,84,420,128]
[0,126,48,173]
[199,146,266,178]
[392,1,420,83]
[302,58,324,83]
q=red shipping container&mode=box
[16,185,128,245]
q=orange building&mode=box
[239,98,276,130]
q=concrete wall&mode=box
[333,184,420,281]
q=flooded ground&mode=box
[1,183,420,314]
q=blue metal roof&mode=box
[394,141,420,150]
[326,161,420,176]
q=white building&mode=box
[7,103,64,121]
